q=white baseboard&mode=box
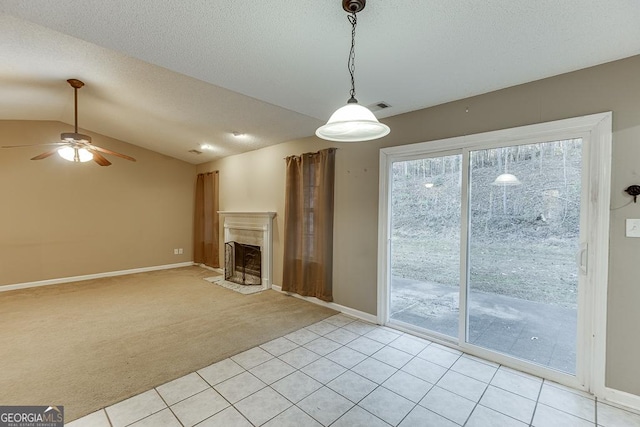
[271,285,378,324]
[0,262,196,292]
[601,387,640,413]
[196,264,224,274]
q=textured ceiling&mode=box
[1,1,640,164]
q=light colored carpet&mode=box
[0,266,337,421]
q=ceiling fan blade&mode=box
[87,149,112,166]
[2,143,67,148]
[31,147,63,160]
[88,145,136,162]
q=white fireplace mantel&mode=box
[218,211,276,289]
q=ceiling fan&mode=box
[2,79,136,166]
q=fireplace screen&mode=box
[225,241,262,286]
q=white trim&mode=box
[272,285,378,324]
[600,387,640,413]
[0,262,195,292]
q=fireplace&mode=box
[218,211,276,290]
[225,242,261,285]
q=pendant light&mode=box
[316,0,390,142]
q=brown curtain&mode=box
[194,171,220,268]
[282,148,336,301]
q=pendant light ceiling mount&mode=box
[342,0,366,13]
[316,0,390,142]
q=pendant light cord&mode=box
[347,11,357,102]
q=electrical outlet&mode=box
[173,248,179,255]
[626,219,640,237]
[178,248,183,254]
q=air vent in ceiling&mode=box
[367,101,391,112]
[189,149,202,155]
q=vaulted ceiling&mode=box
[1,1,640,163]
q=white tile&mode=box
[272,371,323,403]
[480,385,536,424]
[260,337,299,357]
[597,401,640,427]
[304,336,342,356]
[300,357,347,384]
[342,320,379,336]
[532,403,594,427]
[285,328,321,345]
[324,328,359,345]
[429,342,462,355]
[364,327,402,345]
[436,370,488,402]
[332,405,391,427]
[297,386,354,426]
[451,356,497,383]
[401,357,448,384]
[544,379,595,399]
[65,409,110,427]
[234,387,292,426]
[467,405,528,427]
[249,358,296,384]
[388,335,431,356]
[371,346,413,368]
[105,389,166,427]
[359,387,415,426]
[327,371,378,403]
[324,314,357,327]
[231,346,274,370]
[491,367,542,401]
[128,408,181,427]
[156,372,209,405]
[325,346,367,369]
[419,386,475,425]
[351,357,398,384]
[383,371,433,403]
[213,371,266,403]
[499,365,544,383]
[278,346,320,369]
[262,405,323,427]
[538,382,595,422]
[463,353,500,368]
[399,405,459,427]
[171,388,229,427]
[198,358,245,386]
[196,406,253,427]
[346,336,386,355]
[416,345,461,368]
[305,321,339,336]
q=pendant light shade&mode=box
[316,99,390,142]
[316,0,390,142]
[493,173,522,186]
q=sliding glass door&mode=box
[466,141,582,374]
[380,113,611,388]
[389,153,462,340]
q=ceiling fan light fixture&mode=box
[58,146,93,162]
[316,0,390,142]
[61,132,91,143]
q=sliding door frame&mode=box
[377,112,612,395]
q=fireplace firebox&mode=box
[225,241,262,286]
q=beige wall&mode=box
[198,55,640,396]
[0,121,196,286]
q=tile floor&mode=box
[66,314,640,427]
